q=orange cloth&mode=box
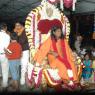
[6,42,22,60]
[34,37,78,82]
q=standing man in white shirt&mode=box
[0,23,10,90]
[74,35,83,54]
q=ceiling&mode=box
[0,0,41,23]
[0,0,95,25]
[75,0,95,14]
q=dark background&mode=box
[69,13,95,49]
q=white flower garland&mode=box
[25,0,71,71]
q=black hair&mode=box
[0,23,7,30]
[15,21,24,26]
[51,26,64,39]
[84,52,91,59]
[10,32,18,41]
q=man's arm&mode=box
[4,35,10,49]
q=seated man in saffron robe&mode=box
[33,26,79,89]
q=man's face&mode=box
[5,27,7,32]
[15,23,22,31]
[77,36,82,41]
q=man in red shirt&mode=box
[5,32,22,91]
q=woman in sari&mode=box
[33,26,79,89]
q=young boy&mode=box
[5,32,22,91]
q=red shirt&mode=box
[6,42,22,60]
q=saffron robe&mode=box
[34,37,79,82]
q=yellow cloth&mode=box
[92,60,95,69]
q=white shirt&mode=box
[92,51,95,57]
[80,48,86,55]
[0,30,10,53]
[74,40,81,53]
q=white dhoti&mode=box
[20,50,29,85]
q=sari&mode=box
[34,37,79,83]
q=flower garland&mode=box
[25,1,70,59]
[25,0,71,87]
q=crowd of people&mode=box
[0,22,95,92]
[0,22,29,91]
[74,35,95,86]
